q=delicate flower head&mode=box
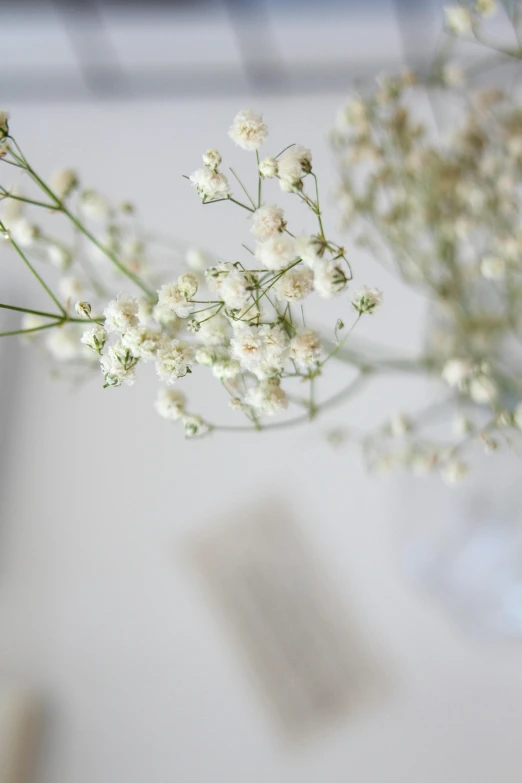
[46,327,80,361]
[441,459,469,485]
[47,243,72,270]
[121,326,162,359]
[288,329,322,369]
[157,281,193,319]
[250,204,286,241]
[313,260,348,298]
[231,324,287,379]
[245,379,288,415]
[475,0,497,17]
[0,110,9,138]
[441,358,473,389]
[155,387,186,421]
[444,5,473,34]
[202,148,222,170]
[352,287,383,315]
[259,156,278,178]
[189,168,231,201]
[75,301,92,319]
[59,276,83,301]
[469,374,498,404]
[183,414,206,438]
[255,233,297,271]
[212,358,241,381]
[278,145,312,190]
[10,218,39,248]
[197,314,229,346]
[177,272,199,299]
[218,266,255,311]
[104,294,139,334]
[295,235,322,267]
[155,340,194,384]
[50,168,78,200]
[80,190,111,220]
[100,341,138,387]
[228,109,268,152]
[21,313,47,340]
[275,265,314,302]
[81,324,107,354]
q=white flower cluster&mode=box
[1,107,380,441]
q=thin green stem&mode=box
[0,191,57,210]
[228,196,255,213]
[229,168,256,210]
[0,302,63,319]
[256,150,262,208]
[1,223,66,315]
[0,321,62,338]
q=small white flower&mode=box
[288,329,322,369]
[469,374,498,404]
[50,168,78,200]
[250,204,286,241]
[59,276,83,301]
[295,235,321,267]
[231,324,287,378]
[176,272,199,299]
[444,5,473,35]
[277,145,312,190]
[202,148,222,170]
[10,218,39,248]
[352,286,383,314]
[275,265,314,302]
[46,327,80,361]
[195,346,215,366]
[183,413,206,438]
[103,294,139,334]
[157,282,192,319]
[441,459,469,485]
[212,358,241,381]
[47,243,72,270]
[189,167,231,200]
[152,303,180,329]
[453,414,473,437]
[255,234,297,271]
[21,313,47,340]
[245,379,288,415]
[75,301,92,319]
[313,260,348,298]
[0,110,9,138]
[219,267,255,311]
[186,247,207,271]
[259,156,278,178]
[155,388,186,421]
[121,326,162,359]
[197,314,229,346]
[228,109,268,152]
[475,0,497,17]
[442,63,465,87]
[81,324,107,354]
[100,341,138,386]
[441,358,473,389]
[155,340,194,384]
[80,190,111,220]
[480,256,505,280]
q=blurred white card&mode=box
[0,683,39,783]
[190,506,375,739]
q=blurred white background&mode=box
[1,2,522,782]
